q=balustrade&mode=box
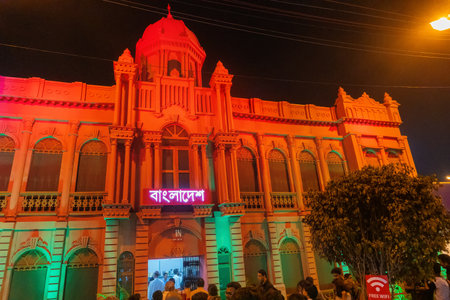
[20,192,60,212]
[270,192,297,210]
[194,88,213,114]
[70,192,106,214]
[240,192,265,210]
[0,192,9,212]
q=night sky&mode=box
[0,0,449,180]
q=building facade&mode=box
[0,11,415,300]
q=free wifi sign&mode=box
[366,275,391,300]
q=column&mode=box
[229,217,246,285]
[217,144,229,203]
[229,146,240,202]
[120,84,126,126]
[214,87,224,130]
[114,75,122,126]
[59,121,79,217]
[145,143,153,189]
[267,222,285,290]
[46,226,66,299]
[7,118,34,218]
[377,136,388,165]
[127,79,133,127]
[314,137,330,184]
[301,222,319,285]
[131,80,136,126]
[191,144,200,189]
[224,85,234,131]
[0,225,14,291]
[106,139,117,203]
[205,218,220,287]
[256,134,273,214]
[201,145,208,189]
[134,222,149,299]
[102,219,119,296]
[122,139,132,204]
[287,135,305,210]
[154,142,161,189]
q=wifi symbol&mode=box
[367,277,388,292]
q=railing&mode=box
[194,88,213,114]
[138,82,156,110]
[161,78,191,110]
[20,192,60,212]
[270,192,297,210]
[0,192,10,212]
[240,192,265,210]
[70,192,106,214]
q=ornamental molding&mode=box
[213,132,239,147]
[0,96,114,109]
[233,112,337,126]
[109,126,135,140]
[193,204,214,217]
[102,203,131,219]
[218,202,245,216]
[142,130,162,144]
[189,134,208,145]
[138,206,162,219]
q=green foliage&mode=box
[304,164,450,285]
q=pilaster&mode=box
[0,227,14,292]
[46,226,66,299]
[267,222,285,292]
[101,219,120,296]
[314,137,330,183]
[205,218,220,287]
[256,134,273,214]
[229,217,246,285]
[134,222,149,299]
[287,135,305,210]
[300,223,319,285]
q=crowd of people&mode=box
[103,261,450,300]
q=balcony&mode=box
[20,192,60,213]
[240,192,265,211]
[270,192,297,210]
[70,192,106,214]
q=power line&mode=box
[103,0,450,59]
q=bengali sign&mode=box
[143,189,207,205]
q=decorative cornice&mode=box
[102,203,131,219]
[0,95,114,109]
[341,117,402,127]
[193,204,214,217]
[109,126,135,140]
[139,206,162,219]
[214,131,239,147]
[218,202,245,216]
[233,112,337,126]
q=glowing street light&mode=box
[446,175,450,181]
[430,16,450,31]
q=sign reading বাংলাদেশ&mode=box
[143,189,207,205]
[366,275,391,300]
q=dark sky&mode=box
[0,0,449,180]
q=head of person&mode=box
[153,271,160,279]
[127,294,141,300]
[208,284,219,296]
[152,290,163,300]
[165,280,175,292]
[184,280,191,290]
[197,278,205,288]
[288,295,308,300]
[265,288,284,300]
[163,272,168,280]
[231,287,259,300]
[192,292,208,300]
[169,278,175,284]
[305,277,314,285]
[331,267,342,279]
[433,262,442,276]
[257,269,268,284]
[173,268,179,276]
[297,280,311,296]
[166,291,182,300]
[226,282,242,299]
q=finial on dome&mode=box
[167,4,172,18]
[338,86,347,97]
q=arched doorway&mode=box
[8,250,48,300]
[280,238,304,294]
[244,240,268,286]
[63,248,99,300]
[117,251,135,299]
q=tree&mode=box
[304,164,450,298]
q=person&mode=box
[230,287,258,300]
[257,269,282,300]
[225,282,242,300]
[192,293,209,300]
[152,291,163,300]
[163,281,176,300]
[128,294,141,300]
[181,280,192,300]
[331,268,351,300]
[305,277,320,300]
[207,284,220,300]
[190,278,208,298]
[288,295,308,300]
[149,271,165,299]
[166,291,182,300]
[297,280,314,299]
[432,262,449,300]
[163,272,169,285]
[173,269,182,289]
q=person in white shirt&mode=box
[148,271,165,299]
[432,263,450,300]
[173,268,182,290]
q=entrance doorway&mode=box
[147,256,202,298]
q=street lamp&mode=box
[430,15,450,30]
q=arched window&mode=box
[299,151,320,192]
[244,240,268,285]
[63,248,99,300]
[117,252,134,298]
[26,138,63,191]
[280,238,304,294]
[364,149,380,167]
[327,152,346,180]
[161,124,190,189]
[76,140,107,191]
[0,135,15,191]
[168,59,182,77]
[387,149,401,164]
[9,250,48,300]
[237,147,259,192]
[268,149,290,192]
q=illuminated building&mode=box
[0,10,416,299]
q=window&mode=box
[26,138,63,191]
[327,152,346,180]
[0,136,15,191]
[299,151,320,192]
[117,252,134,297]
[161,124,190,189]
[76,140,107,192]
[237,147,259,192]
[168,60,182,77]
[244,240,268,285]
[387,150,401,164]
[364,149,380,167]
[268,149,290,192]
